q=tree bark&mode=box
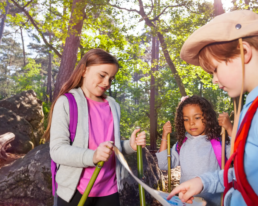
[20,27,26,66]
[53,0,87,99]
[213,0,224,16]
[47,49,52,102]
[0,0,10,44]
[157,33,187,96]
[150,36,157,151]
[47,0,53,102]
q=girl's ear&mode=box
[242,41,252,64]
[82,67,88,77]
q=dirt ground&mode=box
[151,166,181,206]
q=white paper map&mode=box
[113,146,206,206]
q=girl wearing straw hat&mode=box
[167,10,258,206]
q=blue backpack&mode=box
[50,93,78,196]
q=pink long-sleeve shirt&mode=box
[77,97,117,197]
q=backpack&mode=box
[50,93,78,196]
[223,96,258,206]
[175,137,226,169]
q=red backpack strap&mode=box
[223,96,258,205]
[233,96,258,205]
[176,137,187,154]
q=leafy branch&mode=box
[10,0,62,58]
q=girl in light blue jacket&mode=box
[167,10,258,206]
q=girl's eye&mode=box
[183,119,188,121]
[213,68,217,73]
[100,74,105,78]
[196,117,200,120]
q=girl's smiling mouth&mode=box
[99,86,106,91]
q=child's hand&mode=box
[167,177,203,204]
[130,128,146,151]
[93,141,113,164]
[163,121,172,136]
[218,112,233,136]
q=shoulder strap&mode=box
[233,96,258,205]
[64,93,78,142]
[176,137,187,154]
[210,139,222,169]
[51,93,78,196]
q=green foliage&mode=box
[3,0,239,146]
[12,58,44,96]
[42,101,51,130]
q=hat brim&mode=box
[180,10,258,66]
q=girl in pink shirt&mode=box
[46,49,146,206]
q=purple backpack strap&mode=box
[64,93,78,142]
[51,93,78,196]
[176,137,187,154]
[211,139,222,169]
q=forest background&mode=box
[1,0,257,151]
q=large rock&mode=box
[0,143,52,206]
[120,147,165,206]
[0,107,35,153]
[0,144,165,206]
[0,90,44,145]
[0,132,15,159]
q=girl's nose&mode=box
[103,77,110,86]
[190,120,195,125]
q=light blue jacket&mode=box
[199,86,258,206]
[50,87,135,203]
[156,133,231,206]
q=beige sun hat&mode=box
[180,10,258,66]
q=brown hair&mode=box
[43,49,119,141]
[199,36,258,73]
[175,95,230,148]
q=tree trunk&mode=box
[150,36,157,151]
[47,49,52,102]
[53,0,87,99]
[20,27,26,66]
[213,0,224,16]
[157,32,187,96]
[0,0,10,44]
[111,0,187,97]
[245,0,250,5]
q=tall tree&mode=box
[213,0,224,16]
[20,27,26,66]
[53,0,87,99]
[109,0,187,96]
[149,0,160,151]
[47,34,53,102]
[0,0,10,44]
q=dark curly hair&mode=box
[175,95,230,148]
